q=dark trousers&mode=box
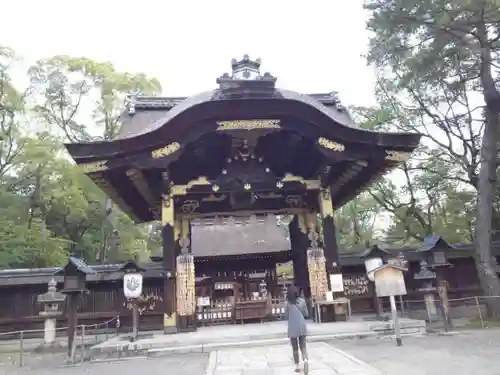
[290,336,308,364]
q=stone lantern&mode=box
[417,236,453,269]
[416,236,454,330]
[414,260,438,322]
[37,278,66,348]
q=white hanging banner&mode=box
[123,273,143,299]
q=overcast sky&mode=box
[2,0,376,106]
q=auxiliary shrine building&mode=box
[63,56,420,331]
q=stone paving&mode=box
[0,352,209,375]
[330,329,500,375]
[4,326,500,375]
[210,342,380,375]
[92,318,425,359]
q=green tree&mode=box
[29,56,162,141]
[0,49,162,268]
[0,46,30,183]
[26,56,163,264]
[335,193,382,248]
[364,0,500,312]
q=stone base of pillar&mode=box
[35,342,64,353]
[163,312,178,335]
[44,316,57,345]
[425,293,438,322]
[34,316,64,352]
[177,314,197,332]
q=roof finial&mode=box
[217,55,276,85]
[125,90,139,115]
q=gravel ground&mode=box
[328,329,500,375]
[0,352,209,375]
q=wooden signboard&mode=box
[371,266,407,297]
[329,274,344,292]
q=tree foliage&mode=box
[351,0,500,313]
[0,46,161,269]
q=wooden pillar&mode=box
[289,214,311,299]
[161,194,177,333]
[66,294,77,359]
[318,187,340,275]
[289,218,301,284]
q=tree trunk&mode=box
[475,107,500,318]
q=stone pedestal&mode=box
[424,293,437,320]
[41,314,57,346]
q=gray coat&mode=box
[284,298,308,338]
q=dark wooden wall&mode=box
[0,256,483,334]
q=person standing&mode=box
[284,285,309,373]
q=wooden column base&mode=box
[164,278,176,315]
[177,314,197,332]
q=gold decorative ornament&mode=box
[319,187,334,218]
[202,194,227,202]
[181,219,190,241]
[244,183,251,191]
[161,194,174,226]
[281,173,320,190]
[276,181,284,189]
[212,184,220,192]
[216,119,281,131]
[385,150,410,162]
[164,312,177,328]
[317,137,345,152]
[171,176,211,196]
[179,200,199,214]
[174,218,182,241]
[151,142,181,159]
[297,213,308,234]
[171,186,187,196]
[79,160,108,174]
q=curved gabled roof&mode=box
[118,90,216,140]
[116,89,359,139]
[65,56,421,161]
